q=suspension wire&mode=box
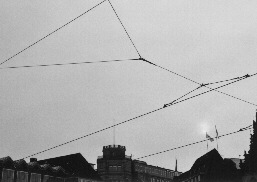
[167,86,202,105]
[136,125,252,160]
[164,75,247,107]
[0,0,107,66]
[140,58,257,107]
[202,75,248,86]
[21,107,165,159]
[0,58,139,70]
[107,0,142,58]
[20,72,249,160]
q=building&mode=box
[97,145,180,182]
[240,112,257,182]
[97,145,133,182]
[132,159,181,182]
[174,149,241,182]
[38,153,102,182]
[0,156,68,182]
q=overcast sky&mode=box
[1,0,257,172]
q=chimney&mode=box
[30,158,37,162]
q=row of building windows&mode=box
[134,164,175,178]
[108,165,122,172]
[181,175,201,182]
[150,178,172,182]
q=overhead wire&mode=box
[136,125,252,160]
[140,58,257,107]
[20,72,252,159]
[107,0,142,58]
[0,0,107,66]
[164,75,248,107]
[0,58,139,70]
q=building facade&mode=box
[174,149,241,182]
[0,153,102,182]
[241,112,257,182]
[97,145,180,182]
[97,145,132,182]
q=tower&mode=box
[97,145,132,182]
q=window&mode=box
[2,169,14,182]
[109,165,117,171]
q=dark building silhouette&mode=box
[174,149,241,182]
[97,145,180,182]
[0,156,69,182]
[97,145,132,182]
[38,153,102,182]
[240,112,257,182]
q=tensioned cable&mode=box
[107,0,142,58]
[0,58,139,70]
[21,73,251,159]
[168,75,248,105]
[136,125,252,160]
[164,75,248,107]
[202,76,246,86]
[140,58,257,107]
[0,0,107,66]
[166,86,202,106]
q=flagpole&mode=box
[206,132,208,151]
[215,125,219,152]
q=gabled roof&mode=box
[190,148,223,171]
[38,153,101,181]
[0,156,14,169]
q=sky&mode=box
[1,0,257,172]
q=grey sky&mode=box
[1,0,257,172]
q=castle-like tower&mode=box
[97,145,132,182]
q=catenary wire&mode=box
[20,73,251,159]
[169,75,247,105]
[136,125,252,160]
[107,0,142,58]
[0,0,107,66]
[88,124,252,166]
[140,58,257,107]
[202,75,247,86]
[164,75,248,107]
[0,58,139,70]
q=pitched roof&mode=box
[0,156,14,169]
[190,148,223,171]
[37,153,101,181]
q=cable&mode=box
[0,58,139,70]
[107,0,142,58]
[20,72,249,159]
[0,0,107,66]
[140,58,257,107]
[21,107,164,159]
[136,125,252,160]
[164,75,248,107]
[167,86,202,106]
[202,75,247,86]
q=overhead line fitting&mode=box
[140,59,257,107]
[201,74,250,86]
[163,73,250,108]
